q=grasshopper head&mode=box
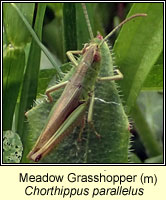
[96,32,103,40]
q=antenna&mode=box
[99,13,147,47]
[81,3,94,40]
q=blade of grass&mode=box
[132,103,162,156]
[3,3,35,47]
[16,4,47,163]
[11,3,62,77]
[143,51,163,91]
[63,3,77,61]
[3,3,34,131]
[17,3,46,136]
[113,3,163,113]
[142,64,163,91]
[113,3,163,162]
[3,47,25,130]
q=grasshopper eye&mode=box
[94,51,101,62]
[96,32,103,40]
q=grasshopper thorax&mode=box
[82,42,101,63]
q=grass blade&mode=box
[3,47,25,130]
[113,3,163,113]
[63,3,77,59]
[11,3,62,77]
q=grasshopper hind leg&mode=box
[88,92,101,139]
[77,93,101,142]
[45,81,68,102]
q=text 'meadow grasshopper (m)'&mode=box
[27,3,147,162]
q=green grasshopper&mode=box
[27,4,147,162]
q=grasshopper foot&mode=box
[88,121,101,139]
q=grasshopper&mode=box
[27,3,147,162]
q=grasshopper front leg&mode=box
[66,50,83,67]
[25,81,67,116]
